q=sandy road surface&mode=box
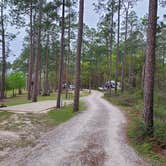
[1,91,149,166]
[0,100,72,113]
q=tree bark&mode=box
[18,88,22,95]
[73,0,84,112]
[12,89,15,97]
[32,0,42,102]
[38,32,42,96]
[109,1,114,95]
[27,0,33,100]
[0,0,6,99]
[65,1,71,100]
[121,4,129,92]
[115,0,121,94]
[43,33,49,96]
[143,0,158,136]
[57,0,65,108]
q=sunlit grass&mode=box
[46,102,86,125]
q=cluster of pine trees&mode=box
[0,0,84,112]
[0,0,165,134]
[94,0,165,136]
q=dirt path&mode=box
[0,100,72,113]
[1,91,149,166]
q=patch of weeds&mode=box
[127,116,145,140]
[154,120,166,149]
[15,139,35,148]
[0,111,13,121]
[155,108,166,121]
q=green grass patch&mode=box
[46,102,86,126]
[104,90,166,165]
[0,111,13,121]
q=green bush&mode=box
[6,72,26,96]
[47,102,85,125]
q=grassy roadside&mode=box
[46,101,86,126]
[104,90,166,166]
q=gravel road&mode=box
[1,91,149,166]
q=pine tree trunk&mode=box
[109,1,114,95]
[32,0,42,102]
[12,89,15,97]
[142,48,146,89]
[73,0,84,112]
[143,0,158,136]
[43,33,49,96]
[27,1,33,100]
[121,5,129,92]
[0,0,6,99]
[115,0,121,94]
[65,2,71,100]
[57,0,65,108]
[38,41,42,96]
[18,88,22,95]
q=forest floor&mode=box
[0,91,149,166]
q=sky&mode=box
[8,0,166,62]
